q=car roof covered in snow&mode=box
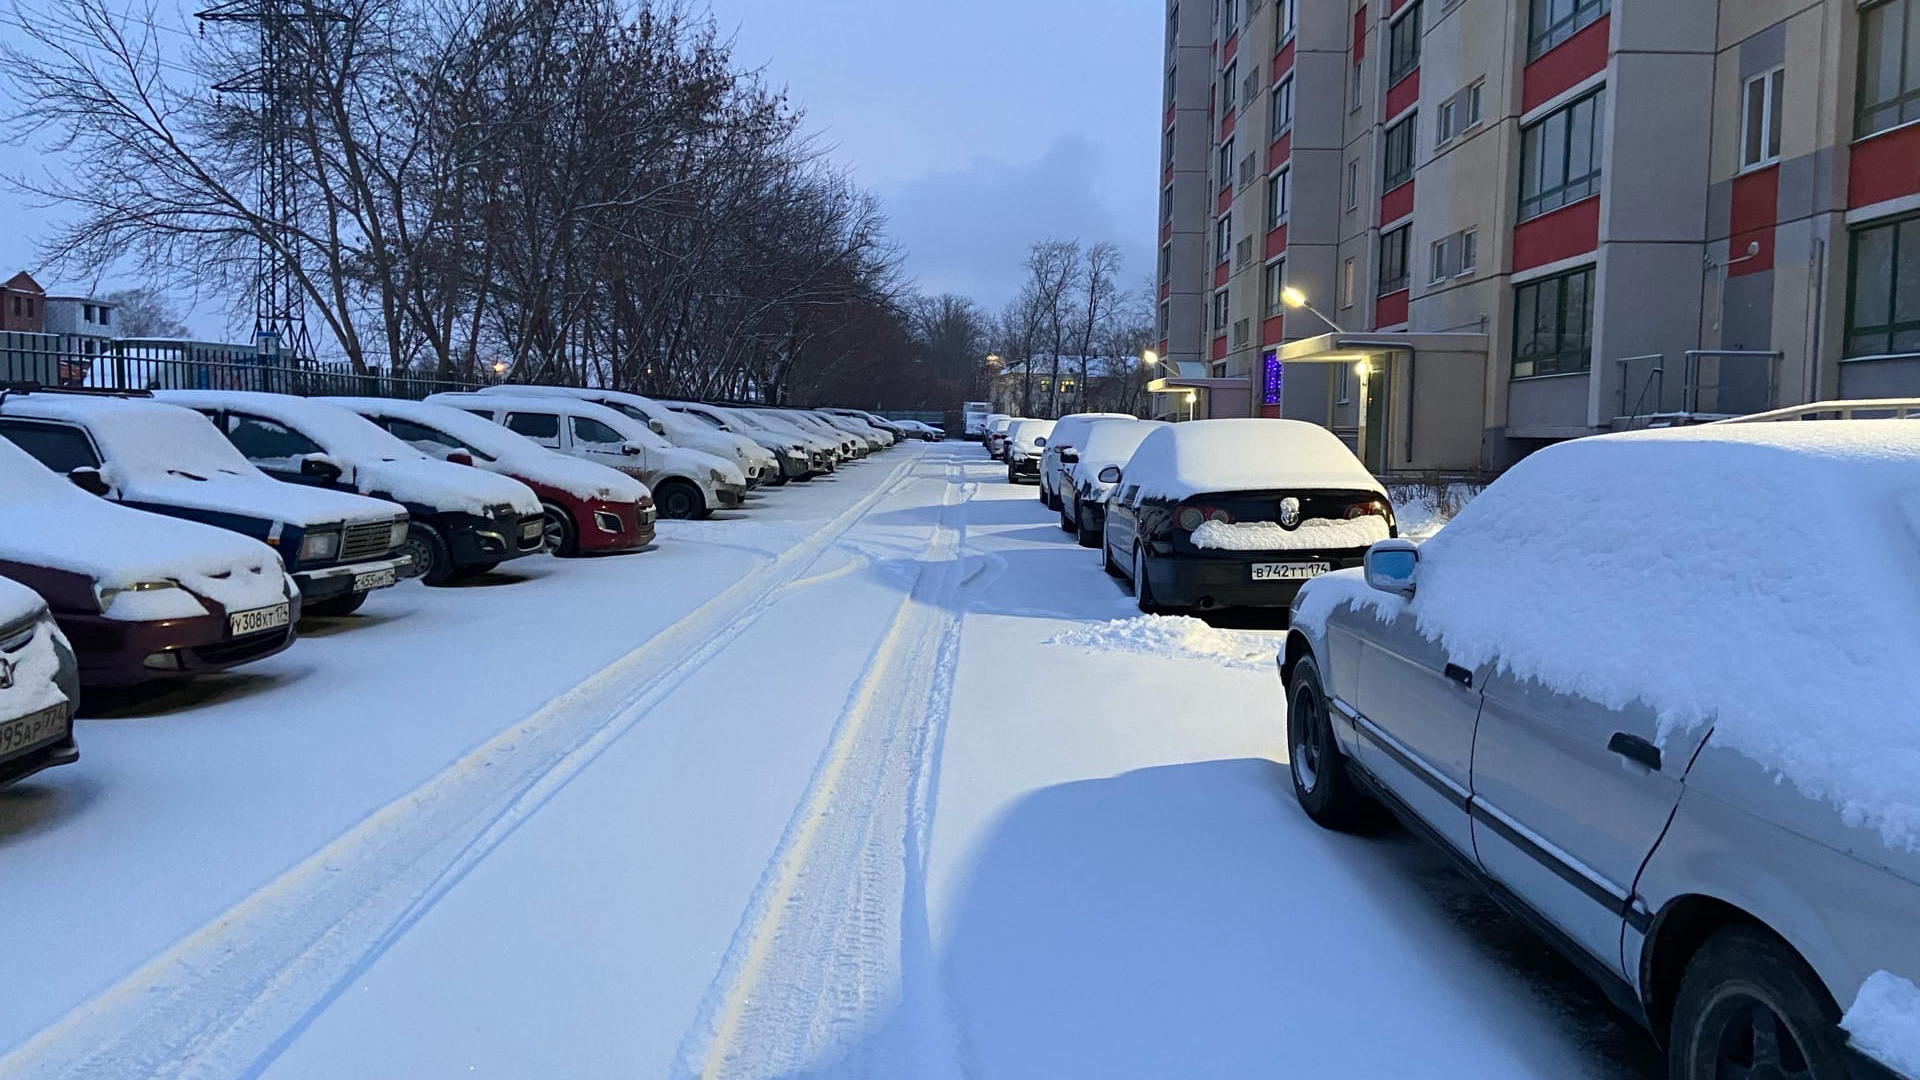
[1004,418,1056,450]
[1044,413,1136,453]
[1076,419,1168,474]
[1119,418,1383,502]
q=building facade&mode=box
[1158,0,1920,474]
[0,271,46,334]
[42,295,119,358]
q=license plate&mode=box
[352,568,397,592]
[1251,562,1330,582]
[520,521,543,541]
[230,602,291,636]
[0,704,68,758]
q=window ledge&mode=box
[1517,191,1601,226]
[1852,115,1920,146]
[1736,157,1781,176]
[1839,351,1920,364]
[1508,368,1593,382]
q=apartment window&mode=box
[82,303,95,323]
[1512,266,1595,377]
[9,296,17,317]
[1388,2,1422,84]
[1467,82,1485,125]
[1845,213,1920,357]
[1340,257,1357,307]
[1519,89,1605,221]
[1271,75,1295,134]
[1167,65,1178,106]
[1859,0,1920,136]
[1162,185,1174,222]
[1218,136,1235,186]
[1165,127,1177,167]
[1351,56,1365,107]
[1223,0,1239,30]
[1214,288,1231,330]
[1336,362,1352,403]
[1379,226,1411,294]
[1346,161,1360,209]
[1741,67,1785,170]
[1160,243,1173,283]
[24,297,32,317]
[1275,0,1297,44]
[1159,299,1171,337]
[1437,100,1456,145]
[1429,237,1450,283]
[99,307,110,327]
[1383,112,1417,190]
[1223,61,1239,110]
[1216,214,1232,262]
[1529,0,1609,61]
[1266,168,1291,229]
[1263,259,1287,316]
[1459,229,1479,274]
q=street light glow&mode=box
[1282,286,1308,309]
[1142,349,1159,367]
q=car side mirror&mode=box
[446,451,474,467]
[622,441,643,456]
[1097,465,1122,484]
[1034,436,1047,448]
[647,419,666,435]
[68,466,111,497]
[1060,448,1079,463]
[1364,539,1420,598]
[300,454,345,483]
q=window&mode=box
[1845,214,1920,358]
[1379,227,1411,293]
[1430,237,1451,282]
[1437,100,1457,145]
[1519,89,1605,221]
[1459,229,1479,274]
[1214,288,1231,330]
[1351,56,1365,106]
[1336,362,1352,403]
[1159,299,1171,336]
[1467,82,1485,125]
[1346,161,1360,208]
[1275,0,1296,43]
[1529,0,1608,60]
[1223,61,1239,110]
[1164,127,1176,167]
[1388,2,1422,83]
[384,418,470,455]
[8,296,16,317]
[1858,0,1920,136]
[1266,168,1291,228]
[571,417,626,446]
[1216,214,1232,262]
[1271,75,1294,134]
[1512,266,1596,377]
[1223,0,1238,29]
[1383,112,1417,190]
[1160,243,1173,283]
[1161,185,1173,222]
[82,304,94,323]
[1741,67,1785,169]
[1263,259,1287,316]
[1218,136,1236,186]
[0,420,100,473]
[505,411,562,446]
[1166,65,1178,106]
[1340,257,1357,306]
[228,414,323,463]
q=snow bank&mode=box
[1191,516,1390,551]
[1046,615,1282,672]
[1295,423,1920,850]
[1121,419,1383,505]
[331,398,646,504]
[1845,971,1920,1078]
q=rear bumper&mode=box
[292,554,410,602]
[1008,457,1040,480]
[1141,551,1366,612]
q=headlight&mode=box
[298,529,342,562]
[94,579,200,616]
[388,519,410,549]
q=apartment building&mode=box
[42,295,119,357]
[1157,0,1920,474]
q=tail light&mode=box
[1345,499,1389,519]
[1176,505,1234,531]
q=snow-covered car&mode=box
[822,408,907,442]
[0,574,79,786]
[477,386,778,490]
[1060,419,1166,547]
[1281,421,1920,1080]
[437,393,746,519]
[1002,419,1056,484]
[0,389,411,616]
[0,436,299,685]
[729,407,844,470]
[1036,412,1134,510]
[984,415,1016,460]
[816,411,892,450]
[1100,418,1391,614]
[158,390,545,585]
[663,402,828,480]
[773,409,862,459]
[892,419,944,442]
[329,398,655,557]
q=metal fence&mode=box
[1,333,482,401]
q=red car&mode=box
[332,398,655,555]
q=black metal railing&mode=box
[1,334,483,401]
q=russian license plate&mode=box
[229,602,291,636]
[0,704,68,758]
[1251,562,1330,582]
[520,520,543,541]
[352,568,397,592]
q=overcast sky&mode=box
[0,0,1160,334]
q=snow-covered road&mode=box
[0,443,1658,1079]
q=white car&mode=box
[816,411,892,449]
[157,390,546,584]
[985,415,1016,460]
[476,386,778,489]
[0,574,79,787]
[1003,418,1056,484]
[894,419,944,441]
[1036,412,1136,510]
[772,409,862,459]
[664,402,830,480]
[1060,419,1167,546]
[435,393,746,519]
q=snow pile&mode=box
[1845,971,1920,1078]
[331,397,646,504]
[1047,615,1282,671]
[1295,422,1920,849]
[1120,419,1384,505]
[1191,516,1390,551]
[1389,483,1483,540]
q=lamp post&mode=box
[1281,286,1349,336]
[1184,389,1197,422]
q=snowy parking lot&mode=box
[0,442,1659,1079]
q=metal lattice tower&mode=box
[196,0,345,364]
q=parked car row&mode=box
[0,383,909,790]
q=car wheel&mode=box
[1077,513,1101,549]
[1059,507,1075,534]
[656,480,705,520]
[400,522,454,585]
[1037,481,1048,503]
[766,471,789,487]
[304,590,368,617]
[1669,925,1850,1080]
[1006,464,1017,484]
[1101,525,1123,575]
[1286,655,1374,830]
[1133,545,1160,614]
[542,502,579,557]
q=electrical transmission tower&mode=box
[196,0,346,364]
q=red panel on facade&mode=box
[1221,108,1237,139]
[1728,164,1778,278]
[1848,122,1920,209]
[1158,338,1169,357]
[1262,314,1286,344]
[1379,179,1415,225]
[1161,220,1173,245]
[1353,5,1368,61]
[1217,186,1234,215]
[1164,164,1174,187]
[1212,335,1229,360]
[1268,132,1292,172]
[1214,261,1231,288]
[1265,224,1289,259]
[1512,194,1600,273]
[1375,289,1409,329]
[1223,30,1239,64]
[1272,39,1295,82]
[1521,15,1609,114]
[1386,68,1420,120]
[1165,103,1176,130]
[1389,0,1412,11]
[1160,280,1172,301]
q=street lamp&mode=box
[1184,389,1197,423]
[1142,348,1159,367]
[1281,286,1349,335]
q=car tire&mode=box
[401,522,454,586]
[1059,507,1075,534]
[656,479,706,520]
[1077,513,1101,549]
[1038,481,1049,503]
[304,590,369,617]
[1133,545,1160,614]
[1101,530,1123,576]
[1286,655,1374,830]
[542,502,579,557]
[1668,925,1850,1080]
[1006,464,1017,484]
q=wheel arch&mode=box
[1281,629,1315,688]
[1641,894,1774,1045]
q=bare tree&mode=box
[101,286,192,338]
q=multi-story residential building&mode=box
[42,295,119,358]
[1157,0,1920,475]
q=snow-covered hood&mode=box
[507,453,647,504]
[356,457,541,517]
[121,471,402,529]
[0,574,48,629]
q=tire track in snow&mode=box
[0,450,936,1080]
[677,463,974,1080]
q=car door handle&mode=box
[1608,733,1663,772]
[1443,663,1473,688]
